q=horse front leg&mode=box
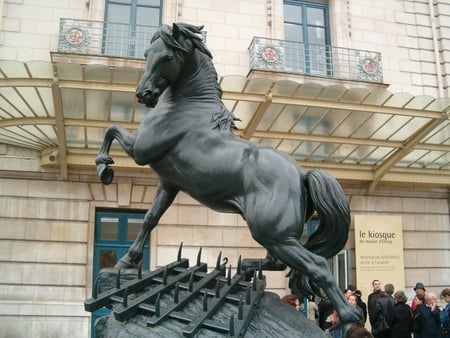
[95,124,137,185]
[115,183,179,269]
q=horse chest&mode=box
[134,111,191,162]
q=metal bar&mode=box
[84,258,189,312]
[182,273,245,337]
[146,265,224,327]
[114,262,208,321]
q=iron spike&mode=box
[196,247,202,266]
[246,283,251,305]
[155,293,161,317]
[238,296,244,320]
[138,261,142,279]
[203,290,208,312]
[229,314,235,336]
[163,266,168,285]
[215,278,220,298]
[123,287,129,308]
[237,255,242,275]
[92,277,99,299]
[177,242,183,262]
[116,269,121,289]
[258,259,263,279]
[174,282,179,303]
[215,251,222,270]
[188,271,194,292]
[227,265,232,286]
[252,270,257,291]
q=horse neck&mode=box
[169,50,222,104]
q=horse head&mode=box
[136,23,209,108]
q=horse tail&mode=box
[289,169,350,296]
[303,169,350,258]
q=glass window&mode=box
[283,1,330,76]
[127,218,143,240]
[307,7,325,26]
[100,217,119,240]
[104,0,162,57]
[284,4,302,24]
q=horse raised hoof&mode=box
[97,163,114,185]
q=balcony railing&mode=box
[58,18,158,58]
[249,37,383,83]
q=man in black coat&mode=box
[374,283,395,338]
[368,279,382,328]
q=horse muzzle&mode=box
[136,89,160,108]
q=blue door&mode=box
[91,210,149,337]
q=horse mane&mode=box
[211,104,240,133]
[152,23,239,132]
[151,23,213,59]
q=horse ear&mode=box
[172,23,180,40]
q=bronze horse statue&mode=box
[95,23,362,329]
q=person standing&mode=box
[368,280,382,329]
[390,290,413,338]
[413,293,441,338]
[411,282,427,312]
[318,295,334,331]
[373,283,395,338]
[354,290,368,323]
[440,287,450,338]
[307,294,319,322]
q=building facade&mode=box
[0,0,449,336]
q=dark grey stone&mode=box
[94,292,328,338]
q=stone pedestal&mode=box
[94,292,328,337]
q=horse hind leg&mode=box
[96,124,137,185]
[267,238,362,326]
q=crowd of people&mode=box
[281,281,450,338]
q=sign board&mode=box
[354,215,405,316]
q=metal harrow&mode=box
[85,243,266,337]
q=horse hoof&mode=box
[97,164,114,185]
[114,259,134,269]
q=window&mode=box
[104,0,162,57]
[283,0,330,76]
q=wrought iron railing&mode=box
[58,18,158,58]
[249,37,383,83]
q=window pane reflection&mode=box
[100,250,117,269]
[100,217,119,240]
[127,218,142,240]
